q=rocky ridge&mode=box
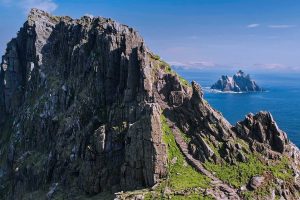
[0,9,299,200]
[211,70,263,92]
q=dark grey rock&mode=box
[0,8,168,198]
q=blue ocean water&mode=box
[176,69,300,147]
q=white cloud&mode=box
[268,24,296,29]
[168,60,216,69]
[252,63,300,71]
[0,0,58,13]
[84,13,94,18]
[247,24,260,28]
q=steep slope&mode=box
[0,9,299,200]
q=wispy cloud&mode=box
[0,0,58,13]
[247,24,260,28]
[268,24,296,29]
[253,63,286,70]
[168,60,216,69]
[84,13,94,18]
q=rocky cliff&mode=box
[211,70,263,92]
[0,9,299,200]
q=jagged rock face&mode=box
[211,70,262,92]
[0,9,300,200]
[0,9,169,198]
[235,112,288,154]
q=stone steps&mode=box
[169,121,241,200]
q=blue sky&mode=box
[1,0,300,72]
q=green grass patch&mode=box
[236,138,250,152]
[204,153,294,188]
[151,54,161,60]
[202,136,222,159]
[150,53,190,87]
[268,157,293,181]
[179,130,191,143]
[178,76,190,87]
[161,115,210,190]
[144,181,168,200]
[171,194,214,200]
[242,181,275,200]
[204,154,265,188]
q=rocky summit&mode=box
[211,70,263,92]
[0,9,299,200]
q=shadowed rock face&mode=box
[211,70,262,92]
[0,9,299,200]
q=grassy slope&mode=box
[144,115,213,199]
[150,53,190,87]
[161,115,211,190]
[204,148,294,199]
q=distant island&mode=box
[211,70,263,92]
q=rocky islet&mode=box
[211,70,263,92]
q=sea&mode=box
[175,69,300,147]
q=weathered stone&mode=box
[236,112,288,153]
[237,151,247,162]
[0,8,167,198]
[197,136,214,159]
[171,157,178,164]
[249,176,265,190]
[169,91,184,106]
[47,183,58,199]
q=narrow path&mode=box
[168,122,241,200]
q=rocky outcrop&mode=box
[0,9,168,199]
[0,9,299,200]
[249,176,265,190]
[211,70,263,92]
[235,112,288,154]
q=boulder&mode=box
[249,176,265,190]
